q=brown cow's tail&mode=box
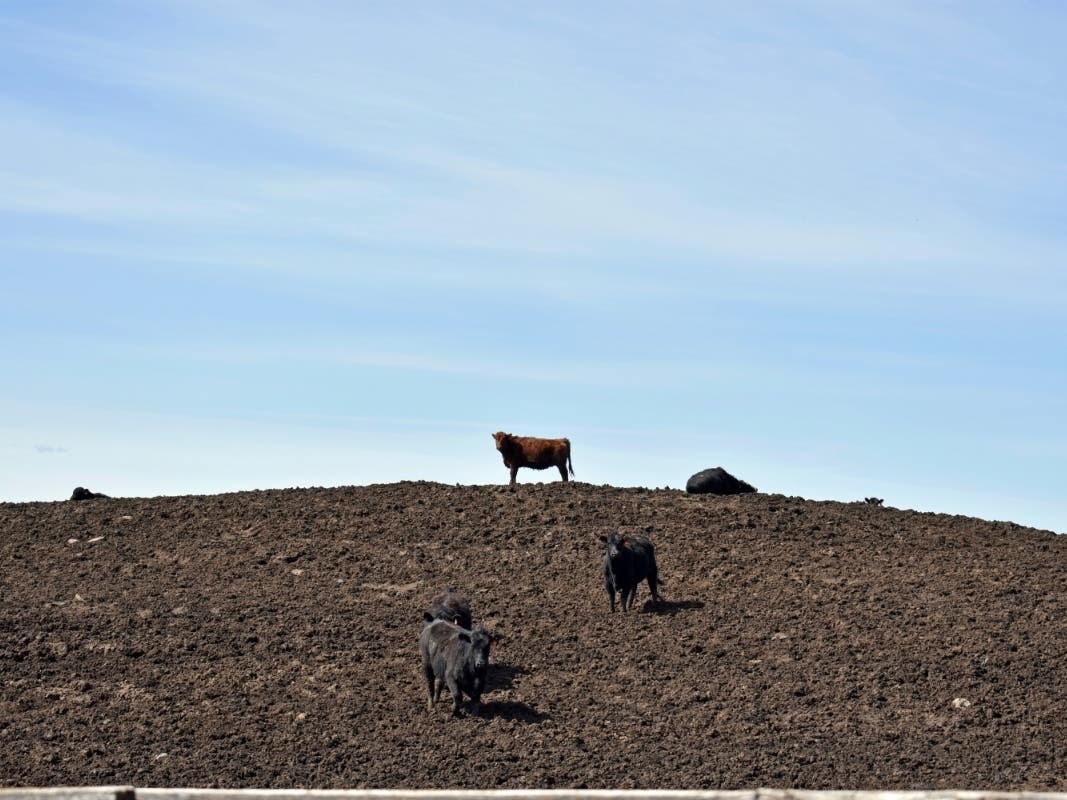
[567,451,575,478]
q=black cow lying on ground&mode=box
[864,497,884,506]
[685,467,756,495]
[600,532,662,613]
[427,587,473,629]
[419,616,499,716]
[70,487,109,501]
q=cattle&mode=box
[427,586,473,629]
[419,617,499,716]
[70,487,109,501]
[492,431,574,486]
[864,497,884,506]
[685,467,756,495]
[600,532,662,613]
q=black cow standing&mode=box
[600,532,662,612]
[419,616,499,716]
[426,587,473,629]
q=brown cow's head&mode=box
[492,431,518,467]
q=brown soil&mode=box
[1,482,1064,790]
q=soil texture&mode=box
[1,482,1064,789]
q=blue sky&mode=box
[2,1,1064,532]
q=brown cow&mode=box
[492,431,574,486]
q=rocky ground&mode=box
[1,481,1064,789]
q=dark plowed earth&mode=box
[1,482,1064,789]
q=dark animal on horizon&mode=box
[685,467,757,495]
[70,487,109,501]
[419,616,499,717]
[492,431,574,486]
[600,532,662,613]
[427,587,473,629]
[864,497,884,506]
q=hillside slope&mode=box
[1,482,1064,789]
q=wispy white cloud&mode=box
[4,3,1062,307]
[66,335,1060,415]
[95,338,754,387]
[4,102,1064,309]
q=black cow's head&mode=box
[460,627,500,672]
[599,532,627,561]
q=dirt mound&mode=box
[1,482,1063,789]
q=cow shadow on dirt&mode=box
[482,664,548,723]
[482,700,551,724]
[487,663,526,692]
[641,598,705,616]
